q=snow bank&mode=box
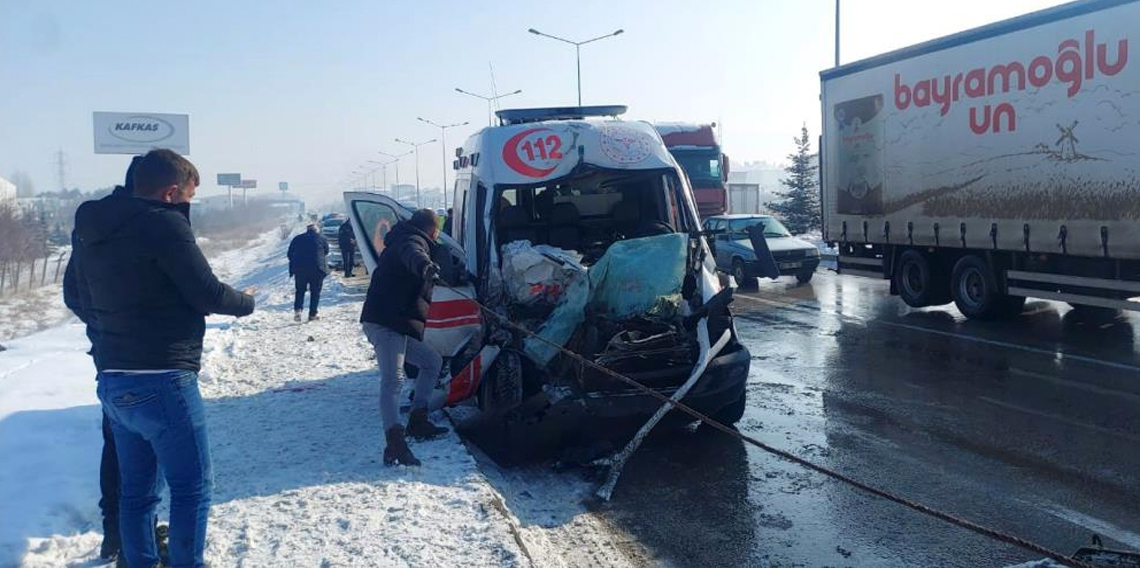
[1,227,530,567]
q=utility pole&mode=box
[835,0,841,67]
[394,138,436,208]
[417,117,469,209]
[54,149,68,192]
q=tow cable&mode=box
[448,286,1095,568]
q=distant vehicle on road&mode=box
[820,0,1140,319]
[703,214,820,285]
[654,123,729,218]
[320,216,344,240]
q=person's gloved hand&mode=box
[423,263,440,283]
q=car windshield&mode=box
[670,149,722,186]
[729,217,792,238]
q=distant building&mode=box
[0,176,15,206]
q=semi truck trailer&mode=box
[820,0,1139,319]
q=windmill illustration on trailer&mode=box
[1056,120,1080,161]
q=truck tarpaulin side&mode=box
[820,0,1140,260]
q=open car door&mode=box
[343,192,496,406]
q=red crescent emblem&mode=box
[502,128,559,178]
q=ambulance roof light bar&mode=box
[495,105,628,125]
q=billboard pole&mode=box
[228,185,233,209]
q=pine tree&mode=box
[768,125,821,235]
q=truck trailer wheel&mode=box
[950,255,1020,320]
[895,249,949,307]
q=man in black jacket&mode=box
[337,218,357,277]
[63,157,142,562]
[288,223,330,321]
[360,209,447,466]
[66,149,254,568]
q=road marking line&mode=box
[1009,368,1140,405]
[734,293,1140,374]
[976,396,1140,444]
[1042,504,1140,550]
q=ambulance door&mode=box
[342,192,481,360]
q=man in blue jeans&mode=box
[68,149,255,567]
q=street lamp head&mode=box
[613,29,624,36]
[528,28,540,34]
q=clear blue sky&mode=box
[0,0,1066,206]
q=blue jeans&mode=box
[97,371,212,568]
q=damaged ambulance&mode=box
[345,106,755,448]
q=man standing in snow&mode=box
[68,149,255,568]
[63,156,142,562]
[337,218,357,278]
[287,223,330,321]
[360,208,448,466]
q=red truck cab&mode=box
[654,123,729,218]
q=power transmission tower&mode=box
[54,149,68,192]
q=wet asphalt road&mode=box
[591,270,1140,567]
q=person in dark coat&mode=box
[360,209,447,466]
[441,207,453,236]
[287,223,330,321]
[66,149,255,568]
[337,219,357,277]
[63,156,142,562]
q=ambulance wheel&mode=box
[712,392,747,426]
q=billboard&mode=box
[239,180,257,189]
[217,173,241,186]
[93,112,189,155]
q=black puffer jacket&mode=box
[288,229,330,278]
[360,221,436,340]
[338,220,356,251]
[64,194,254,372]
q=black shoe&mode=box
[383,426,421,466]
[406,408,447,440]
[99,524,120,559]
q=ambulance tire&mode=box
[712,391,747,426]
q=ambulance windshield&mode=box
[494,167,693,262]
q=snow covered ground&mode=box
[0,282,72,344]
[0,229,533,567]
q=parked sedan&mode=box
[703,214,820,285]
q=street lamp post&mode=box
[394,138,436,208]
[455,88,523,126]
[527,28,623,106]
[417,117,469,209]
[378,150,412,196]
